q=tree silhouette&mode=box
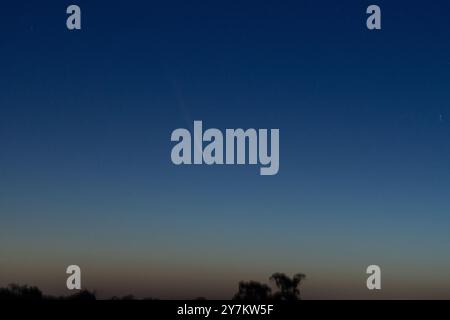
[0,273,307,300]
[233,281,272,301]
[270,273,306,300]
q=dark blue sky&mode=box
[1,0,450,298]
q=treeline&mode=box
[0,272,305,301]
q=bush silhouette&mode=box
[0,284,43,300]
[111,294,135,300]
[65,289,97,300]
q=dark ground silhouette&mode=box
[0,272,305,300]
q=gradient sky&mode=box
[1,0,450,299]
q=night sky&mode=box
[1,0,450,299]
